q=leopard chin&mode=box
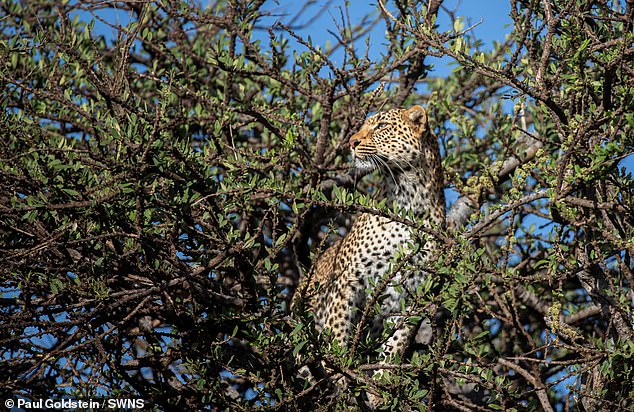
[353,156,377,174]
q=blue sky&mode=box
[87,0,513,66]
[260,0,513,74]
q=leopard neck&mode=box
[383,157,445,227]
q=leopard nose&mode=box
[349,137,361,149]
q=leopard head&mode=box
[349,105,430,174]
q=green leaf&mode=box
[292,340,307,358]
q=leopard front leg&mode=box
[311,271,365,403]
[323,270,365,349]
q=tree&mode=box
[1,0,633,410]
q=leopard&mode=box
[298,105,446,406]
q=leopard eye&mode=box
[375,122,388,130]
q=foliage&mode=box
[1,0,633,410]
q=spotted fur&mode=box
[304,105,445,366]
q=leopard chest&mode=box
[339,213,414,288]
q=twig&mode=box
[498,358,555,412]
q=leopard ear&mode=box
[403,105,427,132]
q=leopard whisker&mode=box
[390,158,409,175]
[373,154,399,189]
[400,157,418,172]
